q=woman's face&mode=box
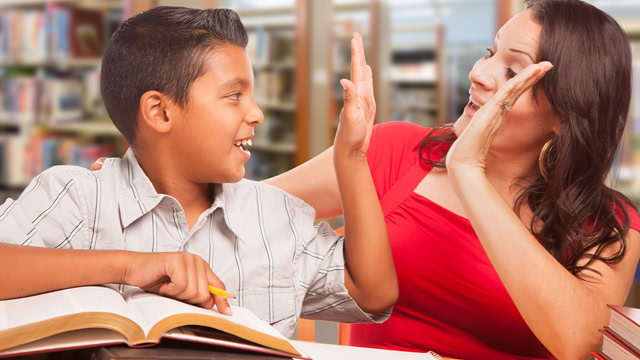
[455,9,559,156]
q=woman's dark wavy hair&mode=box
[418,0,637,277]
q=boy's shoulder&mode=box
[32,164,98,189]
[223,178,316,219]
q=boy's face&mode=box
[168,44,263,184]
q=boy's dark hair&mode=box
[100,7,248,146]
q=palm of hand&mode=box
[445,62,552,172]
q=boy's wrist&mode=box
[333,148,368,167]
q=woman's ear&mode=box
[139,90,173,135]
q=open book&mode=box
[0,286,309,359]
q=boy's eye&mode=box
[506,67,517,79]
[227,93,241,101]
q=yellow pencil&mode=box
[208,285,236,299]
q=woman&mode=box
[268,0,640,358]
[93,0,640,358]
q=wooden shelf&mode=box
[391,77,436,85]
[252,61,295,71]
[256,99,296,112]
[0,0,75,8]
[250,141,296,154]
[0,58,102,67]
[37,121,121,137]
[393,103,437,112]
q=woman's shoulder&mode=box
[368,121,430,160]
[366,122,433,197]
[614,198,640,233]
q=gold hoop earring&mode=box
[538,139,553,182]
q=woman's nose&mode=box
[469,59,497,91]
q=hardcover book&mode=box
[0,286,309,359]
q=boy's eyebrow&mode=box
[219,78,249,90]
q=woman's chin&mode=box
[453,114,470,137]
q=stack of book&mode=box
[594,305,640,359]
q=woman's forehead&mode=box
[497,9,542,57]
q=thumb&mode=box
[341,79,357,113]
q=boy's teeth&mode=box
[248,139,252,146]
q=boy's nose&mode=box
[246,101,264,125]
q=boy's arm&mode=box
[0,169,231,314]
[0,244,231,314]
[334,33,398,313]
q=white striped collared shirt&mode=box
[0,149,390,337]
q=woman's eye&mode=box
[486,48,495,58]
[228,93,241,101]
[506,67,517,79]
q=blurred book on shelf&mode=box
[0,5,104,63]
[0,0,122,203]
[0,132,116,187]
[243,16,297,180]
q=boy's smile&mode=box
[167,44,263,184]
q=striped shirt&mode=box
[0,149,390,337]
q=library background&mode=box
[1,0,640,344]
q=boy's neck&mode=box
[133,148,214,229]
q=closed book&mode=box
[609,304,640,353]
[592,351,613,360]
[0,286,309,359]
[602,327,640,360]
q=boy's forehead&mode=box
[201,45,252,87]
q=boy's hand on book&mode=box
[334,32,375,160]
[122,252,233,315]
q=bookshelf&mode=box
[327,0,391,144]
[388,2,445,127]
[232,3,299,180]
[614,20,640,308]
[0,0,125,202]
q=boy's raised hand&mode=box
[334,33,376,159]
[122,251,232,315]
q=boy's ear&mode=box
[139,90,174,134]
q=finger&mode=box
[91,157,107,171]
[488,65,544,114]
[174,253,198,301]
[365,65,375,111]
[502,62,552,106]
[194,257,212,306]
[351,33,365,83]
[208,270,232,316]
[158,254,188,297]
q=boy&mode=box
[0,7,397,337]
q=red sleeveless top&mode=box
[348,121,640,359]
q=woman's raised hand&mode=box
[446,61,553,174]
[334,33,376,159]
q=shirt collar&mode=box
[218,180,252,242]
[117,149,167,228]
[116,149,242,234]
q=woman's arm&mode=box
[264,147,341,220]
[446,62,640,359]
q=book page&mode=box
[0,328,126,358]
[122,288,285,340]
[0,286,135,331]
